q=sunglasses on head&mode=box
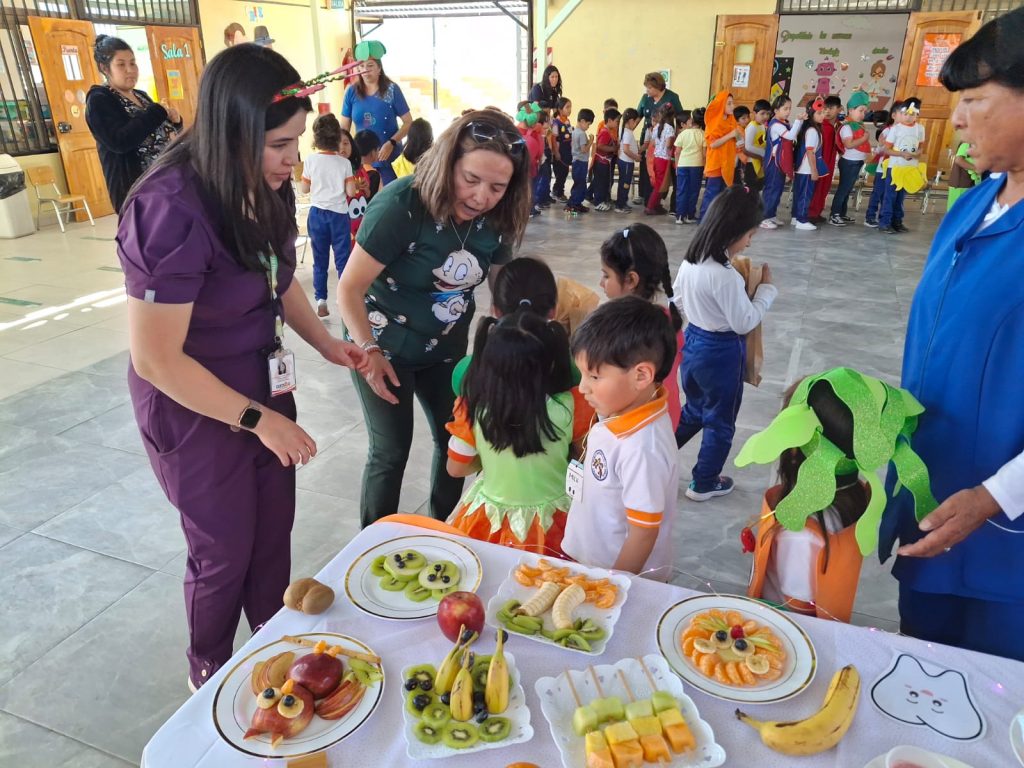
[464,121,526,157]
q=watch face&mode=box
[240,407,262,430]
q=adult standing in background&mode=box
[340,40,412,185]
[86,35,182,213]
[636,72,683,205]
[529,65,563,110]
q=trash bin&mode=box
[0,154,35,239]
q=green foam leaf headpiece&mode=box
[354,40,386,61]
[516,102,543,127]
[734,367,937,555]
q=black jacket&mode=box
[85,85,172,213]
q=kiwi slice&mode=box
[414,720,443,745]
[405,690,436,718]
[370,554,389,578]
[404,664,436,685]
[477,716,511,743]
[418,559,461,590]
[431,585,458,600]
[403,580,433,602]
[442,721,480,749]
[379,575,407,591]
[421,700,451,729]
[383,550,425,581]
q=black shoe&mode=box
[894,222,909,233]
[828,214,848,227]
[864,219,879,228]
[841,215,855,223]
[879,226,899,234]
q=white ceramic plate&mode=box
[535,654,726,768]
[862,747,975,768]
[345,535,483,620]
[484,554,631,656]
[212,632,384,759]
[1011,709,1024,766]
[656,594,816,704]
[400,650,533,760]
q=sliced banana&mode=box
[745,654,770,675]
[277,693,305,718]
[693,637,717,654]
[256,687,281,709]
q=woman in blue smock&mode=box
[880,8,1024,661]
[340,41,413,186]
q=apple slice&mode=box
[250,661,266,695]
[256,651,296,692]
[315,678,367,720]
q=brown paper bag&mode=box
[555,276,600,337]
[729,256,765,387]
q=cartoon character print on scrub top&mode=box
[430,247,484,334]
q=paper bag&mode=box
[555,276,600,337]
[730,256,764,387]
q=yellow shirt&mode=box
[391,154,416,179]
[674,128,705,167]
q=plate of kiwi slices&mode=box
[400,648,534,760]
[344,535,483,620]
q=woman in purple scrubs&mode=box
[117,44,366,691]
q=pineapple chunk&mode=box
[585,731,609,753]
[631,714,661,737]
[609,740,644,768]
[639,733,672,763]
[603,720,639,745]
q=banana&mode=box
[551,583,586,630]
[435,624,472,695]
[449,649,475,722]
[735,664,860,756]
[517,581,563,617]
[485,630,509,714]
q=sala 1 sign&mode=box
[161,42,192,60]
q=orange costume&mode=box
[703,91,739,186]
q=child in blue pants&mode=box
[673,109,705,223]
[566,108,594,213]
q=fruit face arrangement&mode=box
[567,660,697,768]
[514,559,618,609]
[402,626,517,754]
[371,549,462,602]
[244,639,383,748]
[680,609,786,686]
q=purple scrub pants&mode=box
[132,372,296,687]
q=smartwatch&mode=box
[237,400,263,431]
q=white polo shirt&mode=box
[561,389,679,580]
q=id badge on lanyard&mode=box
[260,250,297,396]
[566,459,585,501]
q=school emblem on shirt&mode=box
[591,450,608,481]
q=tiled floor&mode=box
[0,192,944,765]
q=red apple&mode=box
[244,682,315,747]
[437,591,485,642]
[288,651,344,698]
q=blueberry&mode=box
[734,639,749,651]
[419,679,433,691]
[476,710,489,723]
[261,688,276,698]
[499,629,509,643]
[404,678,418,691]
[473,691,485,704]
[282,695,295,706]
[428,574,437,582]
[714,630,728,643]
[473,701,486,714]
[434,564,443,571]
[413,694,430,710]
[397,561,406,569]
[441,575,450,584]
[440,692,451,705]
[393,554,403,562]
[461,629,475,643]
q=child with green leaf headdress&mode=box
[737,367,936,622]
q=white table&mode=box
[142,521,1024,767]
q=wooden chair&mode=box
[26,165,94,233]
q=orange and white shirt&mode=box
[561,388,678,579]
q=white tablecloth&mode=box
[142,522,1024,767]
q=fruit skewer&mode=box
[563,669,614,768]
[280,635,381,664]
[616,670,671,765]
[636,657,696,754]
[589,666,643,768]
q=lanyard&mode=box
[258,249,285,348]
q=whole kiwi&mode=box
[283,578,335,614]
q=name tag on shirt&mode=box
[268,348,297,396]
[566,459,585,501]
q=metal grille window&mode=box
[0,0,197,156]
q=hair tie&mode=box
[622,228,630,238]
[519,298,532,307]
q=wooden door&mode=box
[710,15,779,105]
[27,17,113,218]
[895,11,981,173]
[146,26,204,127]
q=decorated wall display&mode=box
[774,14,909,113]
[917,33,962,87]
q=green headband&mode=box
[354,40,386,61]
[735,367,937,555]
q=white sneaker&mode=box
[772,217,784,225]
[759,219,778,230]
[794,221,818,231]
[316,299,329,318]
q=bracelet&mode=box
[363,344,382,356]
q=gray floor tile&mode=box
[57,401,147,456]
[0,712,134,768]
[0,534,151,685]
[0,522,24,548]
[0,371,129,436]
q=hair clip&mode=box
[518,298,532,307]
[622,228,630,238]
[812,96,825,112]
[273,59,368,103]
[904,103,920,115]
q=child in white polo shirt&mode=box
[561,296,680,579]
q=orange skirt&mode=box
[449,503,569,559]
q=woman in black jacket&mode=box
[86,35,182,212]
[528,65,563,110]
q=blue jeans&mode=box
[308,206,352,301]
[791,173,815,223]
[698,175,726,220]
[568,160,589,206]
[587,162,612,204]
[762,163,786,220]
[675,166,702,219]
[675,325,745,490]
[866,170,885,222]
[615,160,635,208]
[879,168,906,228]
[830,158,863,218]
[533,159,552,206]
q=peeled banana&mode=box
[735,664,860,756]
[517,581,563,617]
[449,649,475,722]
[485,630,509,714]
[552,583,586,630]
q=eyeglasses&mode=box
[464,121,526,157]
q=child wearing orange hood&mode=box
[698,91,742,220]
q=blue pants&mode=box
[698,175,726,220]
[762,163,786,220]
[568,160,589,206]
[615,160,634,208]
[308,206,351,302]
[587,162,612,204]
[675,325,745,490]
[791,173,815,223]
[830,158,863,218]
[533,159,552,207]
[675,166,703,219]
[878,168,906,228]
[899,585,1024,662]
[865,170,885,222]
[552,158,570,197]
